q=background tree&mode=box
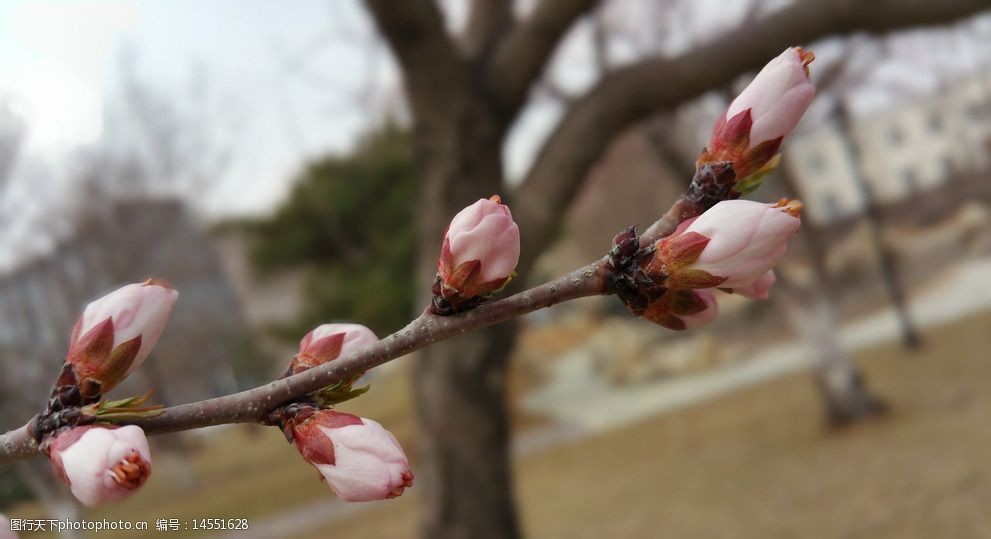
[359,1,991,538]
[246,123,417,338]
[0,59,263,531]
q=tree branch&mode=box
[0,193,700,464]
[487,0,601,112]
[460,0,514,60]
[512,0,991,270]
[362,0,466,124]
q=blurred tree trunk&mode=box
[777,282,888,423]
[409,86,522,538]
[835,102,922,349]
[363,1,991,537]
[414,323,522,538]
[777,165,887,424]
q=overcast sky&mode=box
[1,0,989,271]
[0,0,399,217]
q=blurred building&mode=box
[0,197,262,426]
[786,70,991,224]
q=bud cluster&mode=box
[12,45,819,513]
[269,323,414,502]
[48,425,153,507]
[698,47,816,194]
[33,280,178,508]
[611,199,802,330]
[431,195,521,315]
[607,47,816,330]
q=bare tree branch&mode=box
[461,0,514,60]
[363,0,467,125]
[513,0,991,270]
[0,191,704,464]
[487,0,601,111]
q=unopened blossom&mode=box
[733,270,777,300]
[48,426,152,507]
[292,410,413,502]
[0,514,16,539]
[701,47,816,181]
[67,280,178,398]
[291,323,379,374]
[642,289,719,331]
[649,199,802,290]
[433,195,520,313]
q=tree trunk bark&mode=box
[414,322,522,539]
[782,290,888,425]
[411,94,521,538]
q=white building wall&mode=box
[784,125,864,225]
[785,70,991,224]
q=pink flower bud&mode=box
[0,514,16,539]
[48,426,152,507]
[67,280,178,398]
[650,199,801,289]
[733,270,777,300]
[433,195,520,313]
[702,47,815,180]
[292,411,413,502]
[642,289,719,331]
[292,323,379,374]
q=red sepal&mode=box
[293,332,346,373]
[640,289,712,330]
[67,318,114,369]
[98,336,142,392]
[448,259,482,293]
[653,231,711,274]
[640,291,687,331]
[667,289,710,316]
[715,108,753,151]
[293,419,337,466]
[740,137,782,178]
[665,268,727,290]
[313,410,363,429]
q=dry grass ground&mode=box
[300,310,991,539]
[7,311,990,538]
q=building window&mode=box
[807,153,825,173]
[901,169,918,193]
[823,194,842,220]
[847,138,862,159]
[938,157,953,181]
[888,125,904,146]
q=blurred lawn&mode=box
[300,310,991,539]
[7,310,990,538]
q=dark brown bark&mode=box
[364,4,527,535]
[414,322,522,539]
[460,0,513,60]
[487,0,601,111]
[411,97,521,537]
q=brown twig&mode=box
[0,194,695,464]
